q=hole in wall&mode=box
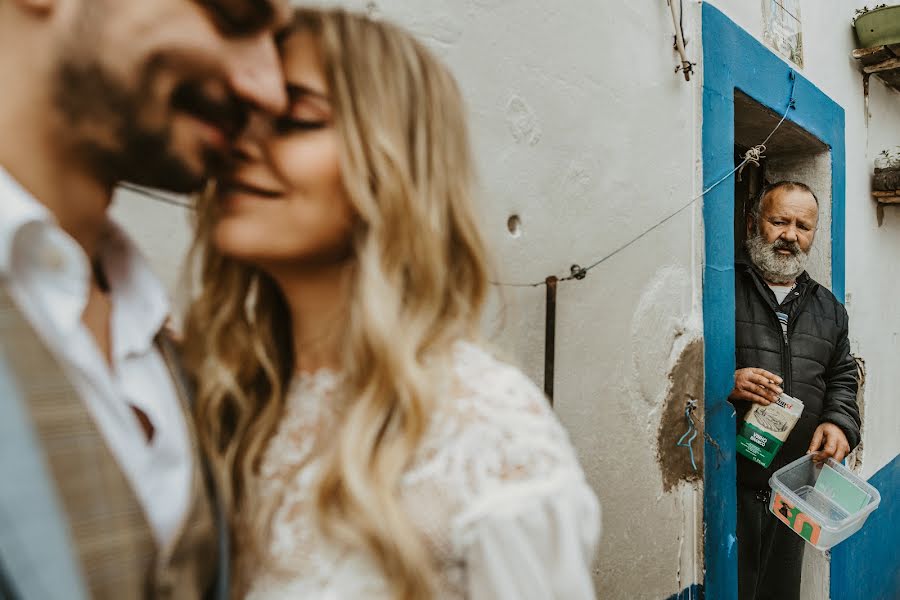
[507,214,522,238]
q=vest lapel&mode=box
[0,284,156,599]
[0,289,89,600]
[156,333,228,600]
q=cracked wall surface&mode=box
[656,338,704,493]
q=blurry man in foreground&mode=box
[0,0,289,598]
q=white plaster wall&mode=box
[110,190,191,296]
[853,76,900,479]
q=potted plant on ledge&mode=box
[873,147,900,203]
[854,4,900,48]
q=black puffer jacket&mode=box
[734,254,860,489]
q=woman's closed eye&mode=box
[274,117,329,134]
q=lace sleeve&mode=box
[406,344,599,544]
[415,344,599,599]
[461,483,600,600]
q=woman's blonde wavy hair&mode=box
[183,7,490,599]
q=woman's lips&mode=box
[222,179,284,199]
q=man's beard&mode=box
[746,232,809,284]
[53,56,245,194]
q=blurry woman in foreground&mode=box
[184,8,599,599]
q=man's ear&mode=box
[746,214,755,238]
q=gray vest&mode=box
[0,286,229,599]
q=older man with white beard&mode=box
[730,181,860,600]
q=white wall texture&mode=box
[112,1,899,598]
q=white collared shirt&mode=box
[0,166,192,549]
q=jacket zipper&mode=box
[748,269,816,398]
[781,324,792,397]
[775,285,816,398]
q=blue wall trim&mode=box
[701,5,846,599]
[664,584,705,600]
[830,455,900,600]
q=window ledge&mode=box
[852,44,900,92]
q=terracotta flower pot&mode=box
[855,4,900,48]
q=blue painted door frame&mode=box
[701,5,846,599]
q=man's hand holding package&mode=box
[730,367,783,405]
[807,422,851,463]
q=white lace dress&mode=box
[245,342,601,599]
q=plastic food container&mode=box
[768,454,881,550]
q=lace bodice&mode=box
[245,342,599,599]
